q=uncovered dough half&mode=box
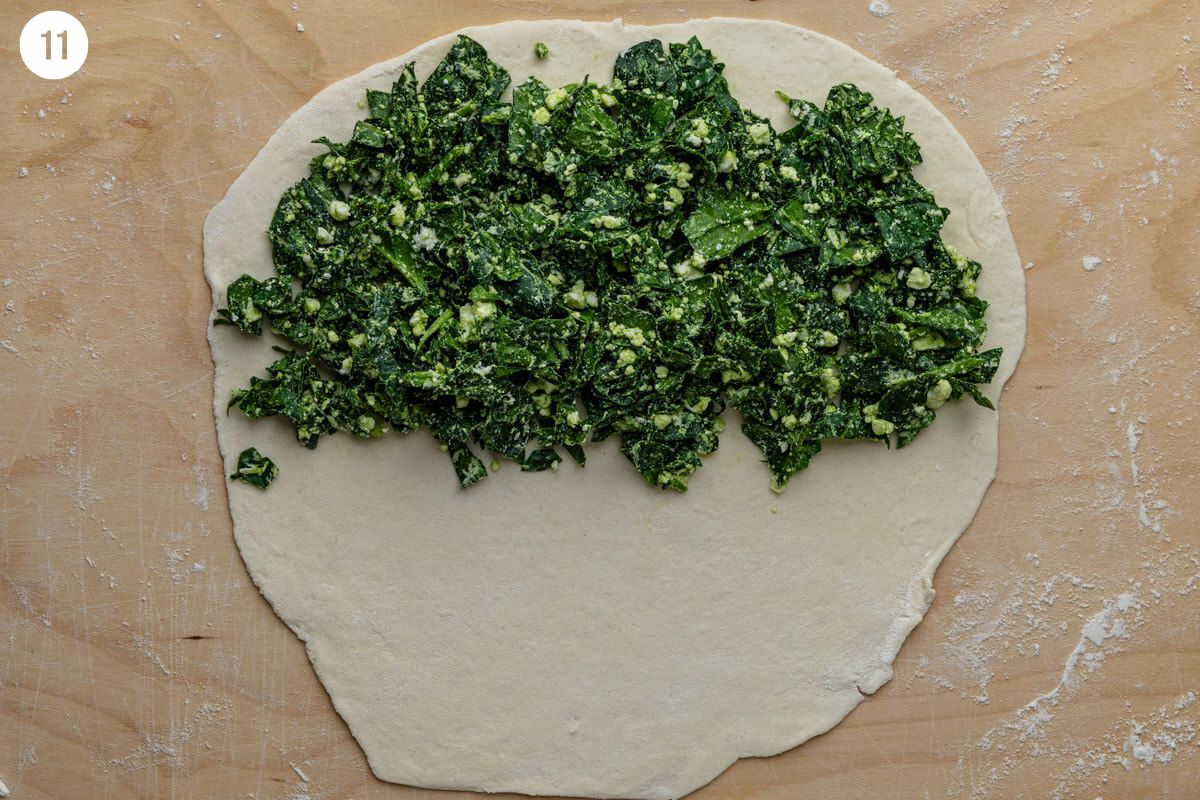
[205,18,1025,800]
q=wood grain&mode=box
[2,2,1197,799]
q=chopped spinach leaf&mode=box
[220,35,1003,493]
[683,191,773,261]
[231,447,279,489]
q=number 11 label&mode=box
[21,11,89,80]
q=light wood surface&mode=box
[2,1,1198,798]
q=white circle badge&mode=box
[20,11,88,80]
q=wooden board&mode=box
[2,1,1198,798]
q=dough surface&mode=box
[205,18,1025,800]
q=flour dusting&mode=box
[1120,692,1199,768]
[1014,593,1141,738]
[108,703,226,773]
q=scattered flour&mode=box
[189,460,210,510]
[1040,43,1069,88]
[1121,693,1199,767]
[950,543,1200,799]
[868,0,892,18]
[108,703,225,773]
[1128,729,1157,765]
[1082,255,1101,271]
[910,573,1103,706]
[1015,592,1140,737]
[130,633,171,677]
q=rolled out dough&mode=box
[205,18,1025,800]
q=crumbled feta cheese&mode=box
[905,267,932,289]
[820,368,841,396]
[563,280,589,309]
[413,225,438,251]
[408,309,428,336]
[328,199,351,221]
[925,379,953,410]
[459,299,497,328]
[772,331,799,347]
[389,202,406,226]
[747,122,772,145]
[592,214,625,229]
[814,330,839,348]
[871,417,896,436]
[673,258,704,280]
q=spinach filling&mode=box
[219,35,1001,492]
[230,447,279,489]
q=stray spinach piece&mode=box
[534,42,549,60]
[231,447,279,489]
[219,35,1003,493]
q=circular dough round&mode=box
[205,18,1025,800]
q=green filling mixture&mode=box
[230,447,279,489]
[219,35,1001,493]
